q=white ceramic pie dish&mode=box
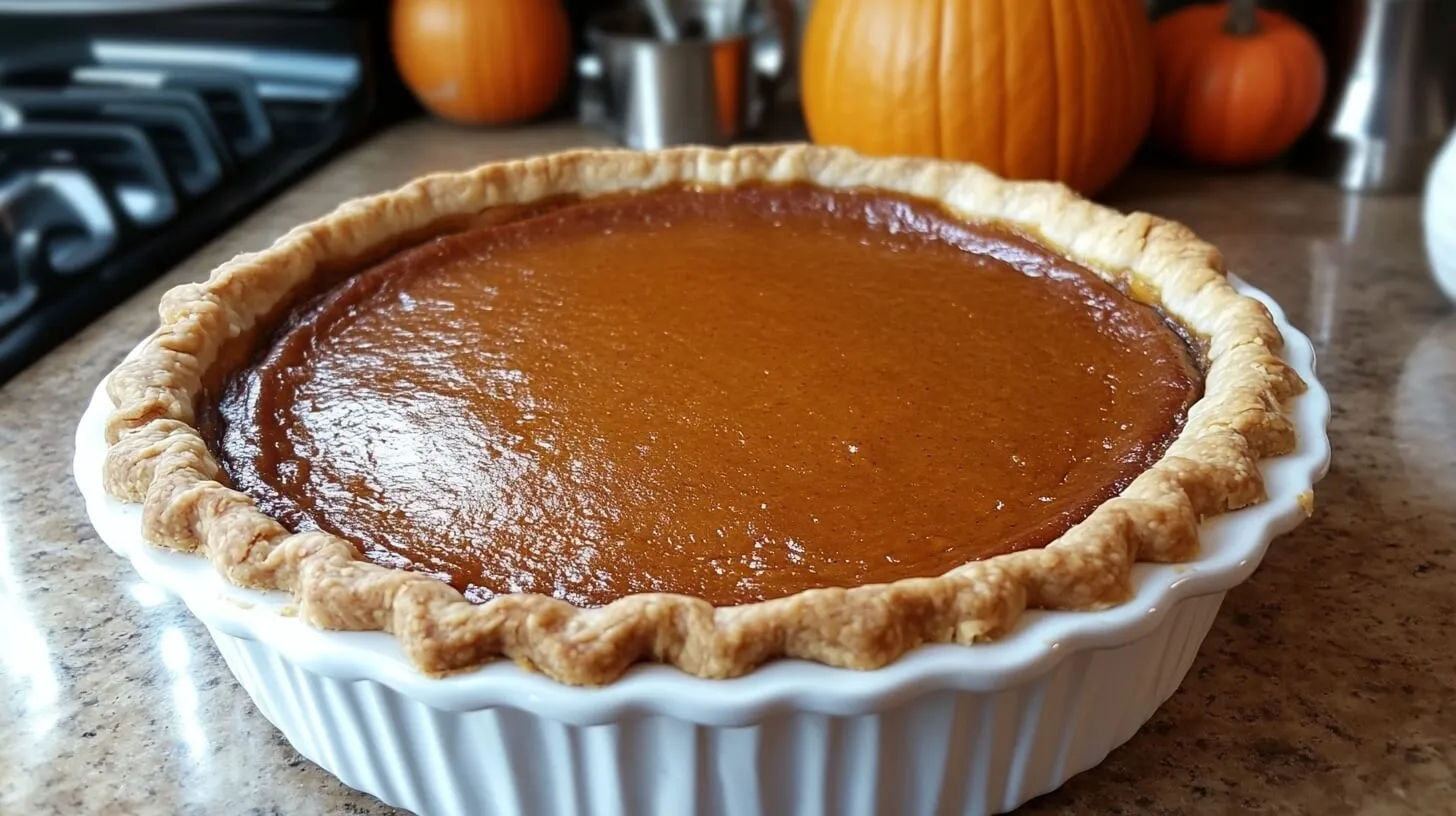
[75,276,1329,816]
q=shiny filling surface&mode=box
[210,185,1201,607]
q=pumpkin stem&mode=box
[1226,0,1262,36]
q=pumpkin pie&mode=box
[101,146,1303,686]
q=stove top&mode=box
[0,0,411,383]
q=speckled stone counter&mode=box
[2,120,1452,814]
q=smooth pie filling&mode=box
[208,185,1201,607]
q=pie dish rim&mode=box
[96,144,1308,686]
[74,274,1328,724]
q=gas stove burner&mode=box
[0,0,410,382]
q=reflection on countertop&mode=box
[1,120,1453,814]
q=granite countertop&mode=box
[1,120,1452,814]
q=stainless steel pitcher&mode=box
[1294,0,1455,194]
[578,0,795,150]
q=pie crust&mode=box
[101,145,1304,686]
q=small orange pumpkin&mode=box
[391,0,571,125]
[801,0,1156,195]
[1151,0,1326,167]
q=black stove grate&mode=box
[0,0,411,384]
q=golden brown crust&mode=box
[101,145,1304,685]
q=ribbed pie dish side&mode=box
[95,145,1306,688]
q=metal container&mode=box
[579,0,794,149]
[1294,0,1454,194]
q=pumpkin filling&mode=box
[207,184,1202,607]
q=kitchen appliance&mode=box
[0,0,413,384]
[1293,0,1455,193]
[579,0,794,149]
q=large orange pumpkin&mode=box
[1151,1,1326,168]
[801,0,1156,195]
[391,0,571,125]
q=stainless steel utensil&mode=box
[643,0,681,42]
[1293,0,1454,194]
[579,0,795,150]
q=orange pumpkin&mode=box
[391,0,571,125]
[1151,0,1326,168]
[800,0,1156,195]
